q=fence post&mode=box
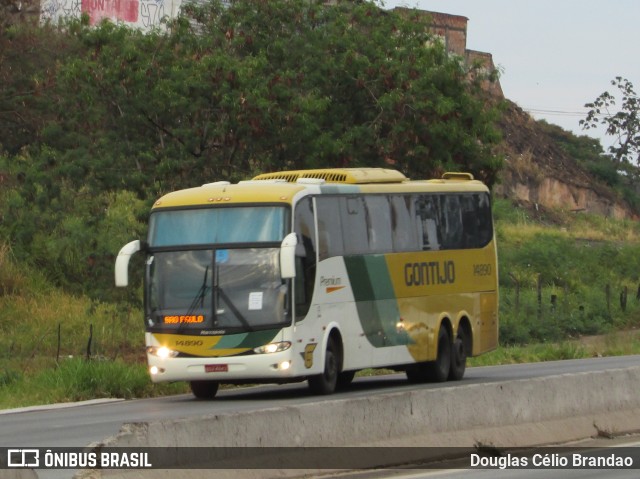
[620,286,628,312]
[86,324,93,361]
[537,274,542,320]
[509,273,520,315]
[56,323,61,365]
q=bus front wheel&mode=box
[337,370,356,390]
[308,338,339,395]
[190,380,219,399]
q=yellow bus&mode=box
[115,168,498,398]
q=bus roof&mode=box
[152,169,488,209]
[252,168,407,184]
[152,182,309,209]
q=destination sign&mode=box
[163,315,205,324]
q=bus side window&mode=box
[363,195,393,254]
[294,197,317,319]
[460,193,493,249]
[316,197,345,260]
[475,193,494,247]
[390,195,418,252]
[415,195,441,251]
[461,194,479,248]
[439,194,463,249]
[341,197,368,255]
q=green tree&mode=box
[55,0,502,187]
[581,77,640,166]
[0,0,503,298]
[0,23,80,155]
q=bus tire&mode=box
[190,380,219,399]
[448,333,466,381]
[426,327,452,382]
[406,327,451,383]
[308,338,339,395]
[337,370,356,390]
[405,365,425,383]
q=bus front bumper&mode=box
[147,351,299,383]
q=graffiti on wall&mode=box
[140,0,165,28]
[41,0,82,22]
[41,0,173,29]
[83,0,139,24]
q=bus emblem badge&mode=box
[302,343,317,369]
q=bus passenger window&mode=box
[475,193,493,247]
[439,195,463,249]
[316,197,345,260]
[364,195,393,254]
[415,195,441,251]
[340,197,368,255]
[390,195,418,252]
[461,194,479,248]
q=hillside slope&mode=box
[494,100,633,219]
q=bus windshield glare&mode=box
[148,206,286,247]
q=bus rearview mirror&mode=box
[115,240,141,287]
[280,233,298,279]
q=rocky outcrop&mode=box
[496,169,633,219]
[494,101,635,219]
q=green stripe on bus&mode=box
[344,255,410,348]
[238,329,280,348]
[212,329,280,350]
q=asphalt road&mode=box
[2,355,640,479]
[2,355,640,449]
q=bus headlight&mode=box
[253,341,292,354]
[147,346,179,358]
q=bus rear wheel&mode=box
[308,338,339,395]
[448,332,467,381]
[406,327,451,383]
[190,380,219,399]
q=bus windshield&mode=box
[148,206,287,247]
[146,248,289,331]
[145,206,289,332]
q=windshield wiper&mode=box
[186,265,210,317]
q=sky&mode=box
[378,0,640,150]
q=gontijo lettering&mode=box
[404,260,456,286]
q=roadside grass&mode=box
[493,199,640,345]
[468,329,640,367]
[0,358,189,409]
[492,199,640,243]
[0,244,144,375]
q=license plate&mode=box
[205,364,228,373]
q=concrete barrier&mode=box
[74,365,640,478]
